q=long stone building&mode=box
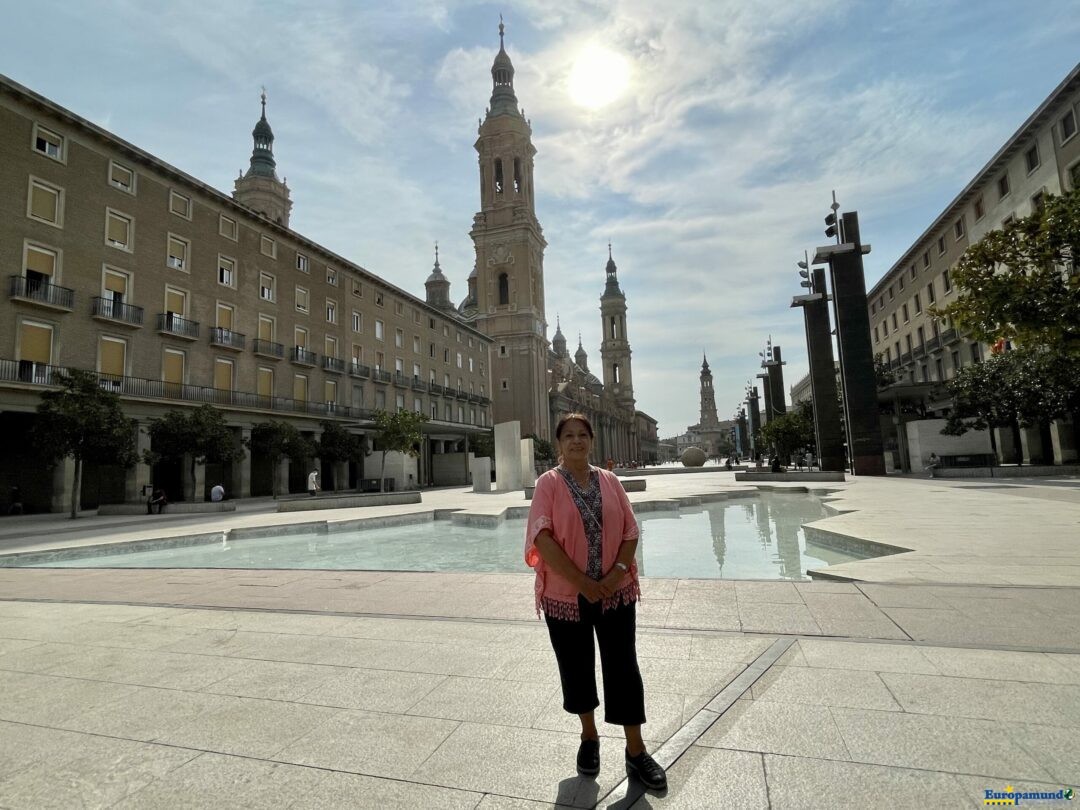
[0,24,651,511]
[867,62,1080,465]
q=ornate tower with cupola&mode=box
[233,91,292,227]
[469,20,550,438]
[599,245,635,410]
[699,355,719,428]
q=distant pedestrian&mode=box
[927,453,940,479]
[804,451,813,471]
[307,470,320,496]
[210,484,225,502]
[147,489,167,514]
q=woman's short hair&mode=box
[555,412,594,439]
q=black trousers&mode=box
[545,595,646,726]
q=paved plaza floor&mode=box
[0,470,1077,808]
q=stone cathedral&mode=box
[451,23,646,463]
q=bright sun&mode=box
[568,44,631,109]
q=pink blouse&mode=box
[524,466,641,620]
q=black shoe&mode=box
[576,738,600,776]
[625,748,667,790]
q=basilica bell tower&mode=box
[469,20,550,439]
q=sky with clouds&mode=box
[2,1,1078,438]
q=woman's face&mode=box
[558,420,593,464]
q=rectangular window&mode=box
[888,285,894,301]
[942,269,952,294]
[103,268,130,307]
[1025,143,1040,174]
[219,215,238,241]
[216,303,235,330]
[375,291,384,307]
[998,173,1010,198]
[891,313,898,330]
[326,299,337,324]
[167,235,189,271]
[910,265,917,280]
[296,253,309,273]
[395,328,404,349]
[1032,191,1046,213]
[935,358,945,381]
[164,287,187,317]
[105,209,132,249]
[325,380,337,405]
[109,161,135,193]
[927,281,936,304]
[937,236,946,256]
[917,326,925,346]
[169,190,192,219]
[375,320,384,341]
[99,336,126,376]
[24,243,58,286]
[163,349,185,386]
[444,347,450,362]
[295,286,309,313]
[352,279,363,297]
[327,267,338,286]
[395,357,404,374]
[456,351,463,369]
[922,251,930,268]
[396,393,405,411]
[413,398,422,413]
[257,367,273,398]
[293,374,308,403]
[412,362,421,379]
[413,335,421,354]
[216,258,235,289]
[261,235,276,259]
[294,326,308,348]
[18,320,53,368]
[874,325,880,344]
[352,311,362,332]
[32,124,64,161]
[259,272,275,302]
[468,357,475,372]
[258,315,275,341]
[905,334,913,354]
[902,303,909,323]
[375,351,384,371]
[429,342,435,358]
[954,218,964,240]
[325,335,338,359]
[913,293,922,313]
[28,178,62,226]
[973,195,985,221]
[1062,109,1078,143]
[351,343,363,362]
[898,275,904,291]
[395,301,404,316]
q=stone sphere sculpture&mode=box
[681,447,707,467]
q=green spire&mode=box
[488,16,521,118]
[247,88,278,179]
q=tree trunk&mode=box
[1011,419,1023,466]
[271,454,279,499]
[70,457,82,520]
[380,451,387,492]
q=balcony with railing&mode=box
[9,275,74,311]
[291,346,317,366]
[373,369,391,383]
[411,376,427,391]
[323,356,345,373]
[429,382,445,396]
[393,372,408,387]
[253,339,284,359]
[940,328,958,344]
[209,328,246,351]
[157,313,200,340]
[349,361,371,378]
[900,351,912,366]
[91,296,144,327]
[0,358,498,429]
[926,335,941,352]
[913,344,926,358]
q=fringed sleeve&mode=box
[524,472,556,569]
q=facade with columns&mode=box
[0,74,492,512]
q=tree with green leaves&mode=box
[525,432,557,465]
[32,369,138,518]
[758,400,815,465]
[943,347,1080,463]
[249,421,317,498]
[371,409,428,492]
[145,405,246,500]
[934,188,1080,459]
[316,420,364,491]
[936,188,1080,356]
[469,431,495,460]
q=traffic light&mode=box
[825,212,839,240]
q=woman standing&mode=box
[524,413,667,790]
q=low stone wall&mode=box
[934,464,1080,479]
[735,471,846,482]
[525,478,646,500]
[276,492,421,512]
[97,502,237,516]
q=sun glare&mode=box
[568,44,631,109]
